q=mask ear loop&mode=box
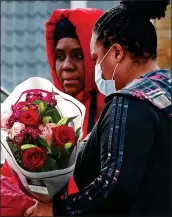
[99,45,114,65]
[112,62,119,80]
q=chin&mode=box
[65,88,79,97]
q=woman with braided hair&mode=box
[25,1,171,216]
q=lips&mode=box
[63,77,80,85]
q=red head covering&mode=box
[45,8,105,139]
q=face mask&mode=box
[95,46,120,96]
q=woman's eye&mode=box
[55,54,65,61]
[74,53,84,60]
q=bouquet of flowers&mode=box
[2,90,80,172]
[1,77,85,203]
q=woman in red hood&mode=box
[1,8,105,198]
[45,8,105,195]
[46,8,104,139]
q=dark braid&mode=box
[93,1,170,63]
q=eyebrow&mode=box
[55,49,64,54]
[55,47,82,53]
[72,48,82,51]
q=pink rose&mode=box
[8,122,25,139]
[1,110,13,129]
[39,123,56,145]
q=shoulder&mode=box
[99,95,161,130]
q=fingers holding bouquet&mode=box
[24,201,53,217]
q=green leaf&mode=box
[32,100,43,105]
[49,146,70,168]
[56,117,68,126]
[56,116,77,126]
[76,127,81,141]
[32,100,47,115]
[50,145,60,155]
[45,108,61,123]
[41,156,57,171]
[66,116,77,125]
[21,144,37,150]
[42,116,52,124]
[36,137,51,153]
[64,142,72,149]
[46,104,54,109]
[38,102,45,114]
[55,149,70,169]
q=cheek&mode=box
[101,59,116,80]
[76,62,85,84]
[55,62,62,81]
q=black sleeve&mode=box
[53,96,159,216]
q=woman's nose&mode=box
[62,58,75,71]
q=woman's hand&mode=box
[24,201,53,216]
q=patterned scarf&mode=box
[117,69,172,117]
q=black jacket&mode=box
[53,70,171,216]
[53,95,171,216]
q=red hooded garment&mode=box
[1,8,105,200]
[45,8,105,195]
[45,8,105,140]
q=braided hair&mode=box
[93,0,170,63]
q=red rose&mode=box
[22,147,47,171]
[52,125,76,148]
[19,108,40,126]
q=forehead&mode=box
[90,33,97,53]
[90,33,104,56]
[56,38,81,50]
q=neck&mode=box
[117,60,159,90]
[132,60,159,76]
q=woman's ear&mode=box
[113,43,124,62]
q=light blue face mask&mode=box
[95,46,120,96]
